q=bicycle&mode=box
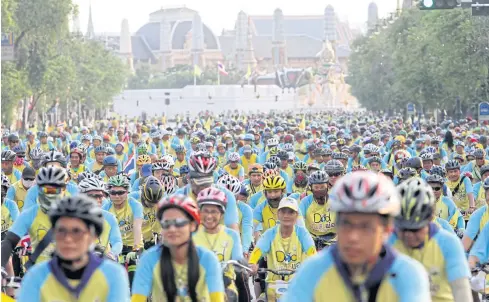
[1,267,22,299]
[255,268,296,302]
[220,260,253,302]
[313,233,336,251]
[471,264,489,302]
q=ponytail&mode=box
[160,240,201,302]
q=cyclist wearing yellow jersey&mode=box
[28,147,44,173]
[67,148,87,181]
[446,159,475,221]
[324,159,345,189]
[463,176,489,253]
[12,145,30,173]
[173,145,188,175]
[288,161,310,198]
[139,176,163,249]
[284,171,431,302]
[240,146,257,175]
[426,174,465,233]
[193,187,244,301]
[1,150,22,185]
[98,155,119,183]
[131,194,225,302]
[1,167,67,269]
[253,175,304,236]
[102,174,143,285]
[87,145,107,174]
[6,167,36,212]
[223,152,245,182]
[1,174,20,280]
[389,178,472,302]
[78,177,122,259]
[244,164,264,200]
[277,150,294,180]
[17,195,130,301]
[300,171,337,248]
[250,197,316,301]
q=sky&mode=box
[74,0,399,35]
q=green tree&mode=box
[347,9,489,112]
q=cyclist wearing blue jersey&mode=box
[16,195,130,301]
[390,177,471,302]
[283,171,430,302]
[131,194,225,302]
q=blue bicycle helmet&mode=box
[103,155,118,166]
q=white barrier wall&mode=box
[113,85,309,118]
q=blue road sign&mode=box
[479,102,489,121]
[407,103,415,115]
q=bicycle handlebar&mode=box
[257,268,296,276]
[221,260,253,273]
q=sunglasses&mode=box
[329,172,342,177]
[160,218,190,230]
[430,186,442,191]
[54,226,89,240]
[399,228,423,233]
[88,194,105,199]
[23,178,35,181]
[41,186,63,194]
[109,190,127,196]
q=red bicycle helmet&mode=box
[189,151,217,174]
[197,187,227,212]
[157,194,200,225]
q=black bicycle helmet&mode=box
[41,151,67,168]
[398,167,417,181]
[445,160,460,171]
[405,157,423,170]
[425,174,444,184]
[308,170,329,185]
[142,176,164,205]
[49,195,104,236]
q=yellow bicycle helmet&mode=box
[269,146,279,156]
[263,175,286,190]
[137,154,151,165]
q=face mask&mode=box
[22,179,35,189]
[313,189,328,201]
[294,174,308,187]
[14,157,24,165]
[39,193,61,212]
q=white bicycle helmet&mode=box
[330,171,400,217]
[160,155,175,167]
[228,152,240,162]
[267,137,279,147]
[36,167,67,187]
[79,177,107,194]
[217,174,242,195]
[161,175,177,195]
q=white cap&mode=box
[278,197,299,212]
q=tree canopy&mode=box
[1,0,128,129]
[347,9,489,113]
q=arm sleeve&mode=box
[7,200,19,222]
[105,262,131,302]
[249,228,273,264]
[0,232,21,267]
[131,250,156,298]
[297,226,316,255]
[23,186,38,211]
[464,177,473,194]
[464,208,484,240]
[6,187,15,201]
[469,223,489,262]
[131,200,144,219]
[108,214,123,255]
[202,251,225,297]
[230,230,244,260]
[252,203,264,227]
[223,190,239,227]
[240,203,253,252]
[439,233,471,282]
[16,264,46,302]
[238,167,244,178]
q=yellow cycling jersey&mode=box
[1,203,13,233]
[162,140,171,155]
[90,161,104,173]
[68,164,86,181]
[102,198,144,247]
[446,176,473,219]
[246,183,262,197]
[193,226,242,281]
[38,143,51,152]
[10,180,28,211]
[241,154,257,175]
[223,164,244,179]
[249,225,315,283]
[1,293,15,302]
[388,223,470,302]
[216,154,227,168]
[299,195,336,236]
[141,205,160,243]
[281,165,294,180]
[16,254,130,301]
[131,245,225,302]
[5,170,21,186]
[174,159,188,173]
[9,204,54,263]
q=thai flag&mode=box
[217,61,228,75]
[123,153,135,174]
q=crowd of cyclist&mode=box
[0,111,488,301]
